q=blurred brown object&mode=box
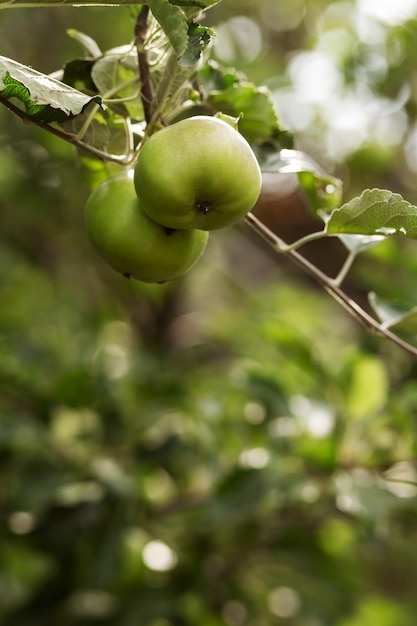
[253,172,317,242]
[252,172,346,278]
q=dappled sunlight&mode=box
[357,0,417,26]
[267,586,301,619]
[142,540,178,572]
[214,16,263,64]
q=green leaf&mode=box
[148,0,188,58]
[0,55,101,123]
[62,59,97,93]
[338,234,386,254]
[91,45,143,120]
[207,82,280,144]
[169,0,206,7]
[169,0,222,7]
[198,60,240,92]
[62,111,112,152]
[178,22,214,67]
[66,28,102,58]
[326,188,417,238]
[298,173,342,216]
[369,292,417,332]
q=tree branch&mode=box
[0,94,131,164]
[244,212,417,358]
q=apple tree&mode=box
[1,2,417,626]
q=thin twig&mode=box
[331,248,357,288]
[244,212,417,358]
[277,228,329,252]
[0,94,131,164]
[74,76,139,142]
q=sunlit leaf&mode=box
[0,55,101,122]
[338,234,386,254]
[91,46,143,119]
[326,188,417,238]
[148,0,188,58]
[207,82,280,143]
[66,28,102,58]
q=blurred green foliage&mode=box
[1,2,417,625]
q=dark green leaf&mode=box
[169,0,206,7]
[198,60,241,92]
[178,22,214,67]
[62,59,97,93]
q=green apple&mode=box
[85,175,208,283]
[134,115,262,231]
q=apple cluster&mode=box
[85,116,262,283]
